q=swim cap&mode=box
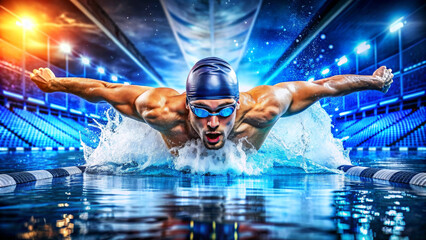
[186,57,239,102]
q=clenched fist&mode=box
[30,68,57,93]
[373,66,393,93]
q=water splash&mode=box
[83,102,350,175]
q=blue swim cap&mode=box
[186,57,239,102]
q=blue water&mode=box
[0,150,425,239]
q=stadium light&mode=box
[307,77,315,82]
[337,56,348,66]
[16,18,35,30]
[356,42,370,54]
[321,68,330,75]
[59,43,72,54]
[97,67,105,74]
[111,75,118,81]
[81,57,90,65]
[390,17,404,33]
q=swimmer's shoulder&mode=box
[240,85,291,110]
[135,88,184,108]
[238,86,292,127]
[134,88,187,128]
[136,87,187,114]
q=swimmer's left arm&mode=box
[277,66,393,116]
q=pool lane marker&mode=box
[0,147,83,152]
[1,165,424,188]
[338,165,426,187]
[0,166,86,188]
[345,147,426,152]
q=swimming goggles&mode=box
[189,102,237,118]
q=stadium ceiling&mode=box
[159,0,262,71]
[71,0,266,87]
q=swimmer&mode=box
[30,57,393,151]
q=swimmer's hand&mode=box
[30,68,57,93]
[373,66,393,93]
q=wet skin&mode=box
[30,66,393,151]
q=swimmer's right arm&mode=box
[30,68,152,120]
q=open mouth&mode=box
[205,132,221,144]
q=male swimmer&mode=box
[30,57,393,151]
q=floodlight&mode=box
[59,43,72,54]
[321,68,330,75]
[81,57,90,65]
[337,56,348,66]
[390,17,404,33]
[356,42,370,54]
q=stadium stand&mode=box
[396,125,426,147]
[0,105,59,147]
[333,119,357,134]
[0,124,30,148]
[336,116,379,138]
[343,110,411,147]
[0,105,84,148]
[13,108,81,147]
[35,113,85,140]
[364,108,425,146]
[335,108,426,148]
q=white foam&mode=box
[83,103,350,175]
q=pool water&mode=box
[0,151,425,239]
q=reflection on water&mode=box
[16,213,75,239]
[334,185,422,240]
[0,173,425,239]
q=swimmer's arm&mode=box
[278,66,393,116]
[30,68,151,120]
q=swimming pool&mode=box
[0,150,425,239]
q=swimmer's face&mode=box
[187,99,239,150]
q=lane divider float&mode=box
[0,165,424,188]
[0,166,86,188]
[338,165,426,187]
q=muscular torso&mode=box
[134,87,290,151]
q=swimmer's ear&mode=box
[236,100,240,109]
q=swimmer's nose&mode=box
[207,115,219,129]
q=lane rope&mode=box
[338,165,426,187]
[1,165,424,188]
[0,166,86,188]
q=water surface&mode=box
[0,151,425,239]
